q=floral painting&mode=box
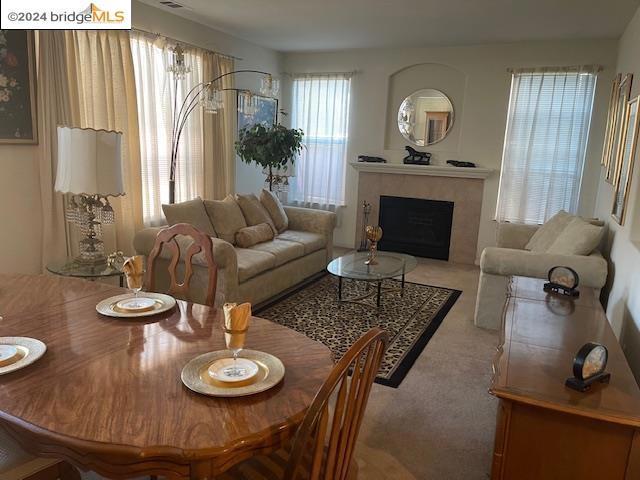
[0,30,37,144]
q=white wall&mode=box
[282,39,618,255]
[0,2,281,275]
[594,6,640,380]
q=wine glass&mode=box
[123,255,145,309]
[223,323,248,377]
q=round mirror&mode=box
[397,89,454,146]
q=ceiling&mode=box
[140,0,640,52]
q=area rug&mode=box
[255,275,461,388]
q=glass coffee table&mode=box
[327,251,417,309]
[47,257,125,287]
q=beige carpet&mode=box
[82,256,497,480]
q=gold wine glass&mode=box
[222,303,251,378]
[122,255,146,309]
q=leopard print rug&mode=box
[255,274,461,388]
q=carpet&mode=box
[255,274,461,388]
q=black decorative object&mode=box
[358,155,387,163]
[565,342,610,392]
[403,146,431,165]
[447,160,476,168]
[544,266,580,298]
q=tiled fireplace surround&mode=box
[353,163,491,264]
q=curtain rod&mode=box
[131,27,242,61]
[283,70,359,77]
[506,65,603,74]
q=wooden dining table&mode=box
[0,274,334,479]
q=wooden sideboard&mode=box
[490,276,640,480]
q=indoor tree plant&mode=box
[235,122,304,191]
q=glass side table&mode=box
[47,257,125,287]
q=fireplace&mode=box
[378,196,454,260]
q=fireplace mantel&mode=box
[350,162,493,179]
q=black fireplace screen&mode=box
[377,195,454,260]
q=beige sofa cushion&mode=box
[235,248,277,282]
[260,189,288,233]
[277,230,325,254]
[204,195,247,244]
[162,197,216,236]
[236,193,277,233]
[524,210,573,252]
[547,217,604,256]
[235,223,274,248]
[250,239,305,267]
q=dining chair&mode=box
[0,427,80,480]
[220,327,388,480]
[146,223,218,307]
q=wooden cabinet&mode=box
[490,277,640,480]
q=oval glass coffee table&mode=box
[327,251,418,309]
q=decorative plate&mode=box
[208,358,260,383]
[181,350,285,397]
[0,337,47,375]
[96,292,176,318]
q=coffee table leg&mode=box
[338,276,343,301]
[401,272,405,297]
[377,281,382,309]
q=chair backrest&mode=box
[285,328,388,480]
[146,223,218,306]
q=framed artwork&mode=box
[237,92,278,130]
[0,30,37,144]
[612,95,639,225]
[601,74,621,170]
[607,73,633,184]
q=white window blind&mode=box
[130,32,204,226]
[290,74,351,208]
[496,67,598,224]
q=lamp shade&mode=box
[55,126,124,196]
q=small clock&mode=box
[565,342,611,392]
[544,266,580,298]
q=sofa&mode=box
[474,214,608,330]
[134,192,336,306]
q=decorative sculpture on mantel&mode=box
[403,146,431,165]
[359,201,372,251]
[365,225,383,265]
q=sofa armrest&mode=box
[496,223,540,249]
[480,247,608,288]
[283,206,337,236]
[133,227,237,270]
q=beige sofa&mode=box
[474,221,608,330]
[134,201,336,306]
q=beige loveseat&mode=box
[134,196,336,306]
[474,219,608,330]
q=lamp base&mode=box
[76,236,107,266]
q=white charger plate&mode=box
[0,337,46,375]
[96,292,176,318]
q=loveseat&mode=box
[474,213,608,330]
[134,192,336,306]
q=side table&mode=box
[46,257,125,287]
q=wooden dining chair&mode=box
[0,427,80,480]
[220,327,388,480]
[146,223,218,306]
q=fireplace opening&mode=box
[377,195,454,260]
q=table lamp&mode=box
[55,126,124,265]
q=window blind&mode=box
[496,68,597,224]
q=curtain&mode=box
[64,30,143,254]
[203,52,235,200]
[290,73,351,209]
[496,66,598,224]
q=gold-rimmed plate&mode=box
[96,292,176,318]
[181,350,285,397]
[0,337,46,375]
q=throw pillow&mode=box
[235,223,275,248]
[524,210,573,252]
[203,195,247,244]
[162,197,216,236]
[546,217,604,256]
[235,193,277,233]
[260,189,288,233]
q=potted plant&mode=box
[235,123,304,191]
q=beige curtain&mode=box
[203,53,235,200]
[64,30,143,254]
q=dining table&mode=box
[0,274,334,479]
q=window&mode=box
[496,67,598,224]
[290,74,351,208]
[130,32,205,226]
